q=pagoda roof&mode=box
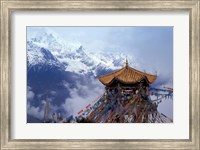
[98,59,157,86]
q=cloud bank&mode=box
[62,77,104,117]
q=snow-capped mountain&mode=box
[27,29,136,76]
[27,41,65,71]
[26,29,139,122]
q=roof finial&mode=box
[125,57,128,68]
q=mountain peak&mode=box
[27,29,137,76]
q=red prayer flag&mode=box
[86,104,91,109]
[78,110,83,115]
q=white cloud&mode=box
[27,86,35,101]
[62,77,104,117]
[50,91,56,96]
[27,91,35,100]
[27,101,44,120]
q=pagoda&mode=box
[76,59,173,123]
[99,59,157,88]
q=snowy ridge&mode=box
[27,41,63,70]
[27,29,137,76]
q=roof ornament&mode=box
[125,57,129,68]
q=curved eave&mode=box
[98,66,157,86]
[145,74,157,84]
[98,77,110,86]
[98,68,124,85]
[98,68,124,78]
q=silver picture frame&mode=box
[0,0,199,149]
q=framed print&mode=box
[0,0,199,149]
[26,26,173,124]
